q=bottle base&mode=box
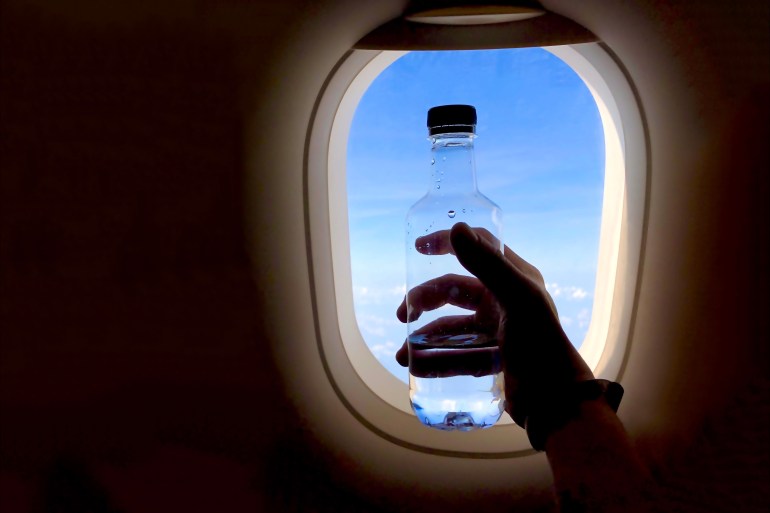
[414,410,497,431]
[409,353,505,431]
[410,378,504,431]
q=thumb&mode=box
[449,223,535,309]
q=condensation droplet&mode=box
[462,208,466,213]
[447,210,456,218]
[436,184,440,189]
[431,158,435,165]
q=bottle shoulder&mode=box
[408,191,501,211]
[475,191,502,212]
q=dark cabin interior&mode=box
[1,1,768,511]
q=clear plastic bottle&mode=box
[405,105,505,431]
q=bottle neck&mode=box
[429,133,478,196]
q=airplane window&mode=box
[308,42,642,451]
[347,48,605,384]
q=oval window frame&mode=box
[305,43,647,457]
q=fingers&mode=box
[415,229,455,255]
[397,274,485,323]
[394,314,493,367]
[415,225,548,290]
[415,227,498,256]
[411,314,487,340]
[409,345,501,378]
[395,339,501,377]
[450,223,537,309]
[396,342,408,366]
[398,222,559,335]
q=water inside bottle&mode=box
[408,333,505,431]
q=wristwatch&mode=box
[524,379,624,452]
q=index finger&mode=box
[396,273,485,322]
[416,227,542,283]
[415,227,499,255]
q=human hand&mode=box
[396,222,594,425]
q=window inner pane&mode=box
[347,48,605,384]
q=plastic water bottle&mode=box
[405,105,505,431]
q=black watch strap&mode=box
[524,379,624,452]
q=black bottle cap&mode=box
[427,104,477,135]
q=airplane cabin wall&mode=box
[553,0,770,474]
[0,0,767,511]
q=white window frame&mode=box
[306,43,647,457]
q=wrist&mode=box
[524,379,624,452]
[506,332,595,427]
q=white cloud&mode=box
[357,313,401,338]
[570,288,588,299]
[545,282,590,301]
[577,308,590,328]
[349,206,406,219]
[369,340,400,360]
[353,284,407,305]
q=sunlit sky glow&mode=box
[347,48,605,383]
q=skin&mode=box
[396,222,594,425]
[396,222,653,511]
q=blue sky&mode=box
[347,48,605,383]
